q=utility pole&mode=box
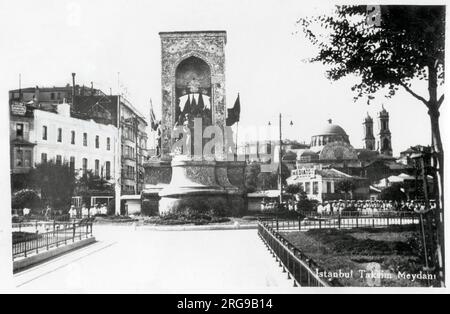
[279,113,283,205]
[135,116,139,195]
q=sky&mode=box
[0,0,447,156]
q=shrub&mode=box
[11,189,41,210]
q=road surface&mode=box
[14,225,294,293]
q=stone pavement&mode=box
[14,225,295,293]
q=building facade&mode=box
[288,166,369,202]
[73,94,148,195]
[119,97,148,195]
[10,78,149,211]
[10,101,119,190]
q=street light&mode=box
[268,113,294,207]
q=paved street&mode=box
[14,226,294,293]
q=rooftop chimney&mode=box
[71,73,76,105]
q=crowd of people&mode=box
[13,203,109,220]
[69,203,109,219]
[315,199,437,215]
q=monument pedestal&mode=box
[158,157,228,216]
[142,160,172,216]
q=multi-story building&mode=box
[73,94,148,195]
[10,77,148,213]
[9,100,119,191]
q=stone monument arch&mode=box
[143,31,245,216]
[159,31,227,160]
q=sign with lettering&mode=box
[11,102,27,116]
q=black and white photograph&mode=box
[0,0,448,298]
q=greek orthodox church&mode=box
[287,106,410,201]
[292,106,397,174]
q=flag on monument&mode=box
[198,92,205,111]
[182,94,192,117]
[150,99,158,131]
[226,93,241,126]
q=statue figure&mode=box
[183,114,193,156]
[155,120,162,157]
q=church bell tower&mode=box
[363,113,375,151]
[377,105,392,156]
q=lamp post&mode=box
[268,113,294,208]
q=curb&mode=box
[13,237,96,273]
[136,224,258,232]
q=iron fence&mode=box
[260,211,420,232]
[12,221,93,260]
[258,221,338,287]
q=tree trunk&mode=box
[427,62,445,286]
[428,107,445,287]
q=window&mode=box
[95,159,100,176]
[56,155,62,165]
[105,161,111,180]
[42,126,48,140]
[327,182,332,194]
[383,138,390,151]
[50,92,55,100]
[57,128,62,142]
[16,123,24,138]
[14,148,32,168]
[298,182,304,192]
[71,131,75,145]
[70,156,75,172]
[83,133,87,146]
[107,137,111,151]
[95,135,99,149]
[41,153,47,163]
[82,158,88,175]
[313,182,319,195]
[305,182,311,195]
[125,165,135,179]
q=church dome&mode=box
[310,119,350,152]
[316,119,347,136]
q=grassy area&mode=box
[12,231,41,243]
[281,226,437,287]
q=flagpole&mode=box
[235,122,239,161]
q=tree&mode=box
[244,162,261,193]
[30,161,76,211]
[297,191,317,212]
[76,170,114,208]
[299,5,445,284]
[257,171,278,191]
[335,180,356,205]
[285,184,302,196]
[76,170,114,193]
[380,183,407,202]
[11,189,41,211]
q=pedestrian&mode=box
[69,205,77,219]
[23,207,30,216]
[81,204,89,219]
[317,202,324,215]
[101,203,108,215]
[45,205,52,218]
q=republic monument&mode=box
[143,31,246,216]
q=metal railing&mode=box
[258,221,339,287]
[12,217,82,233]
[12,221,93,260]
[260,211,420,231]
